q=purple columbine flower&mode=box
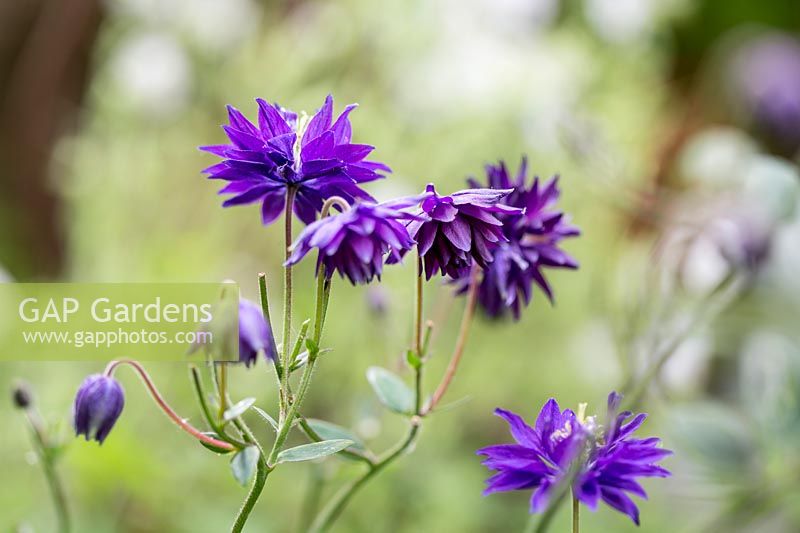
[730,33,800,153]
[478,392,671,525]
[200,95,390,225]
[460,159,579,319]
[285,200,418,285]
[239,298,277,367]
[73,374,125,444]
[407,184,521,280]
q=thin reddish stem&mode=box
[424,264,480,414]
[104,359,234,451]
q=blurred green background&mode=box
[2,0,800,531]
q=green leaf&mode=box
[306,419,365,452]
[199,432,234,454]
[276,439,354,464]
[230,446,260,486]
[251,406,278,432]
[223,397,256,422]
[366,366,414,414]
[406,349,422,369]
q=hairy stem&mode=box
[103,359,234,451]
[425,264,480,414]
[231,415,271,533]
[280,186,297,421]
[268,264,333,466]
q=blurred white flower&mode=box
[661,334,713,395]
[396,0,577,117]
[476,0,560,36]
[678,128,757,188]
[681,231,731,293]
[176,0,261,54]
[741,155,800,223]
[584,0,655,44]
[111,0,261,54]
[110,32,191,117]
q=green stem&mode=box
[231,461,269,533]
[309,420,421,533]
[280,186,297,421]
[218,362,229,420]
[308,246,433,531]
[231,419,271,533]
[258,273,281,378]
[189,366,248,448]
[267,263,333,466]
[218,358,271,533]
[24,409,69,532]
[267,348,319,465]
[525,489,568,533]
[572,492,579,533]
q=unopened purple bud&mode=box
[12,381,32,409]
[73,374,125,444]
[239,299,277,367]
[366,285,389,316]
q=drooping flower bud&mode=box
[73,374,125,444]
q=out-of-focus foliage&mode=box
[2,0,800,531]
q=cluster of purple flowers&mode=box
[201,96,579,316]
[76,96,579,424]
[71,94,673,530]
[478,392,671,525]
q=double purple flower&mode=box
[286,200,419,284]
[478,392,671,525]
[462,159,579,319]
[201,95,390,225]
[408,184,521,279]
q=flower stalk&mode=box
[104,359,234,452]
[425,264,480,414]
[280,186,297,420]
[14,382,70,533]
[572,492,580,533]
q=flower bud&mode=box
[73,374,125,444]
[239,299,277,367]
[12,382,32,409]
